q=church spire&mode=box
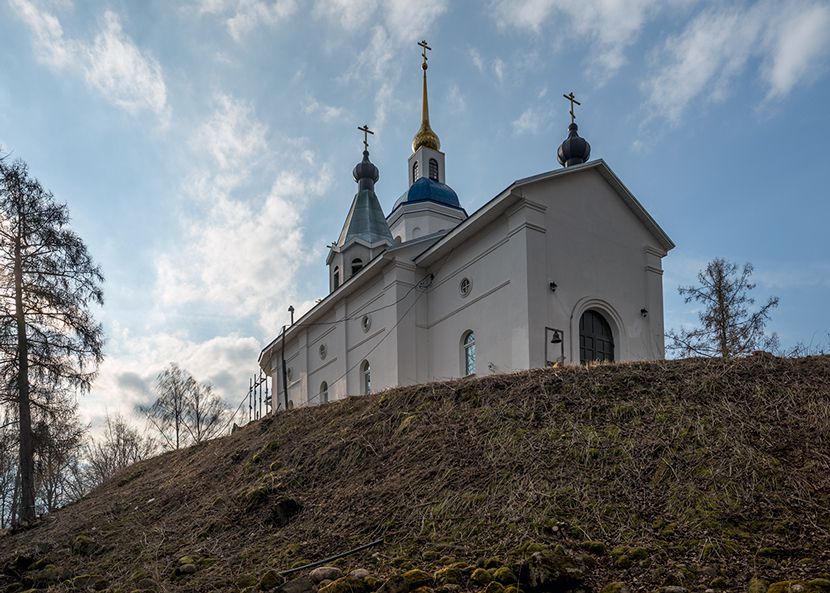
[412,40,441,153]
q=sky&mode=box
[1,0,829,430]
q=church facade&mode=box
[258,45,674,409]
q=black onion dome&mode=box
[353,150,380,191]
[557,123,591,168]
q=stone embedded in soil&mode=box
[402,569,434,589]
[259,569,285,590]
[600,582,628,593]
[318,575,369,593]
[351,568,371,580]
[282,575,315,593]
[377,574,408,593]
[492,567,516,585]
[434,566,464,586]
[520,548,587,593]
[310,566,344,583]
[176,563,197,576]
[271,498,304,527]
[470,568,493,586]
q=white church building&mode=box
[258,44,674,408]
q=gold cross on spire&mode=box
[563,91,581,125]
[418,39,431,70]
[357,124,374,151]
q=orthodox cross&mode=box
[563,91,581,125]
[358,124,374,151]
[418,39,431,68]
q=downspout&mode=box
[281,325,289,411]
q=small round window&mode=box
[361,314,372,333]
[459,277,472,297]
[319,343,327,360]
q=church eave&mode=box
[414,159,675,267]
[258,249,395,370]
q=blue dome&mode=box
[392,177,462,211]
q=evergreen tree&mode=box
[0,159,104,524]
[667,258,778,358]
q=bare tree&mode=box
[142,363,194,450]
[32,397,87,513]
[0,159,104,524]
[86,414,156,488]
[183,382,228,445]
[667,258,779,358]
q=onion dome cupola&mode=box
[557,92,591,168]
[328,125,393,292]
[391,40,466,236]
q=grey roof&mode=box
[336,189,394,247]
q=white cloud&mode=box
[469,47,484,72]
[84,327,262,432]
[645,0,830,123]
[493,58,505,82]
[304,96,348,122]
[762,2,830,99]
[512,106,549,135]
[199,0,298,40]
[9,1,168,121]
[83,11,168,119]
[156,94,331,333]
[447,83,466,113]
[489,0,663,79]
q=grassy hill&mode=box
[1,356,829,593]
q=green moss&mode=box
[403,569,434,589]
[600,583,627,593]
[481,557,502,569]
[581,541,607,556]
[238,574,258,588]
[492,567,516,585]
[767,581,821,593]
[484,582,505,593]
[434,567,463,586]
[318,576,367,593]
[177,555,195,566]
[810,580,830,592]
[258,569,284,591]
[747,577,767,593]
[470,569,493,586]
[72,534,100,556]
[242,484,271,510]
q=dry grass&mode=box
[1,356,829,592]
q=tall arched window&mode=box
[361,360,371,394]
[351,258,363,276]
[579,310,615,363]
[428,158,439,181]
[333,267,340,289]
[320,381,328,404]
[412,161,419,182]
[462,331,476,376]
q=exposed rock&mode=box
[377,574,408,593]
[402,569,434,589]
[470,568,493,586]
[318,575,368,593]
[600,582,628,593]
[492,567,516,585]
[434,566,463,586]
[71,534,101,556]
[176,563,197,576]
[281,576,315,593]
[519,548,587,593]
[271,498,304,527]
[311,567,344,584]
[351,569,371,580]
[767,582,826,593]
[259,569,285,591]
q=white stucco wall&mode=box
[261,161,671,408]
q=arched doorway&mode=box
[579,310,614,363]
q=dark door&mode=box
[579,310,614,363]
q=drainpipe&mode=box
[281,325,289,411]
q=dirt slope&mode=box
[1,356,829,593]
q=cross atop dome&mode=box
[412,39,440,153]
